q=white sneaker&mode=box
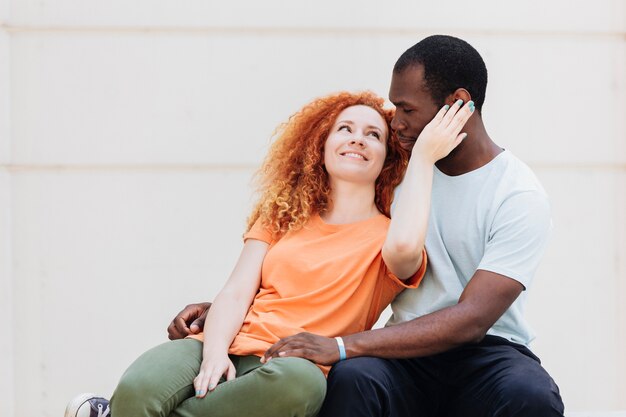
[64,393,110,417]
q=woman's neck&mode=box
[321,181,380,224]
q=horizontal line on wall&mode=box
[3,163,258,173]
[530,163,626,172]
[2,163,625,173]
[1,24,625,39]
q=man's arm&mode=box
[167,302,211,340]
[345,270,522,358]
[263,270,522,363]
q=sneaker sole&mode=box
[64,393,98,417]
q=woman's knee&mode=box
[113,363,161,400]
[110,340,201,415]
[262,357,327,415]
[111,369,160,415]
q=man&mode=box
[169,35,564,417]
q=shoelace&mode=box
[97,403,110,417]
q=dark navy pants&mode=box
[319,336,564,417]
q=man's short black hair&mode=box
[394,35,488,112]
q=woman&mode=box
[66,91,471,417]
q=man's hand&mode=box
[167,302,212,340]
[262,332,340,365]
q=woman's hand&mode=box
[193,353,236,398]
[262,332,339,365]
[412,99,474,164]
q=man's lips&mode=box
[397,134,416,143]
[396,135,416,151]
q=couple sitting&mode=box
[66,35,564,417]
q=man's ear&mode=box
[445,88,472,105]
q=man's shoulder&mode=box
[492,151,548,199]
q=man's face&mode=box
[388,66,441,152]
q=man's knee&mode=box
[497,369,564,416]
[320,357,398,417]
[327,357,391,390]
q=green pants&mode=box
[110,339,326,417]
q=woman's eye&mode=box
[338,125,351,132]
[369,131,381,139]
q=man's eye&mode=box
[403,108,414,114]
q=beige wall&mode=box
[1,1,625,416]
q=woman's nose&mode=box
[350,137,365,147]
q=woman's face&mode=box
[323,105,389,186]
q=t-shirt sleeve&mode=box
[478,190,552,289]
[383,248,428,290]
[364,249,427,329]
[243,218,275,245]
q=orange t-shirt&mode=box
[190,214,426,374]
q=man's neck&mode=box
[434,115,503,176]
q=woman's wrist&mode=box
[203,343,230,359]
[407,148,437,167]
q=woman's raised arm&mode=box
[383,100,474,279]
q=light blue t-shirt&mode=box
[388,150,552,346]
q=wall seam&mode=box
[0,23,625,39]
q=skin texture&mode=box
[323,105,389,187]
[169,64,524,366]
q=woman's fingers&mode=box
[423,99,472,139]
[194,371,210,398]
[194,361,235,398]
[226,362,237,381]
[430,103,451,125]
[439,99,465,127]
[453,133,468,149]
[207,372,222,393]
[446,101,474,135]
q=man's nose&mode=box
[390,116,404,131]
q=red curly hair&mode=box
[247,91,407,237]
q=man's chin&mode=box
[399,140,415,152]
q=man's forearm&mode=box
[343,303,483,359]
[343,270,524,359]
